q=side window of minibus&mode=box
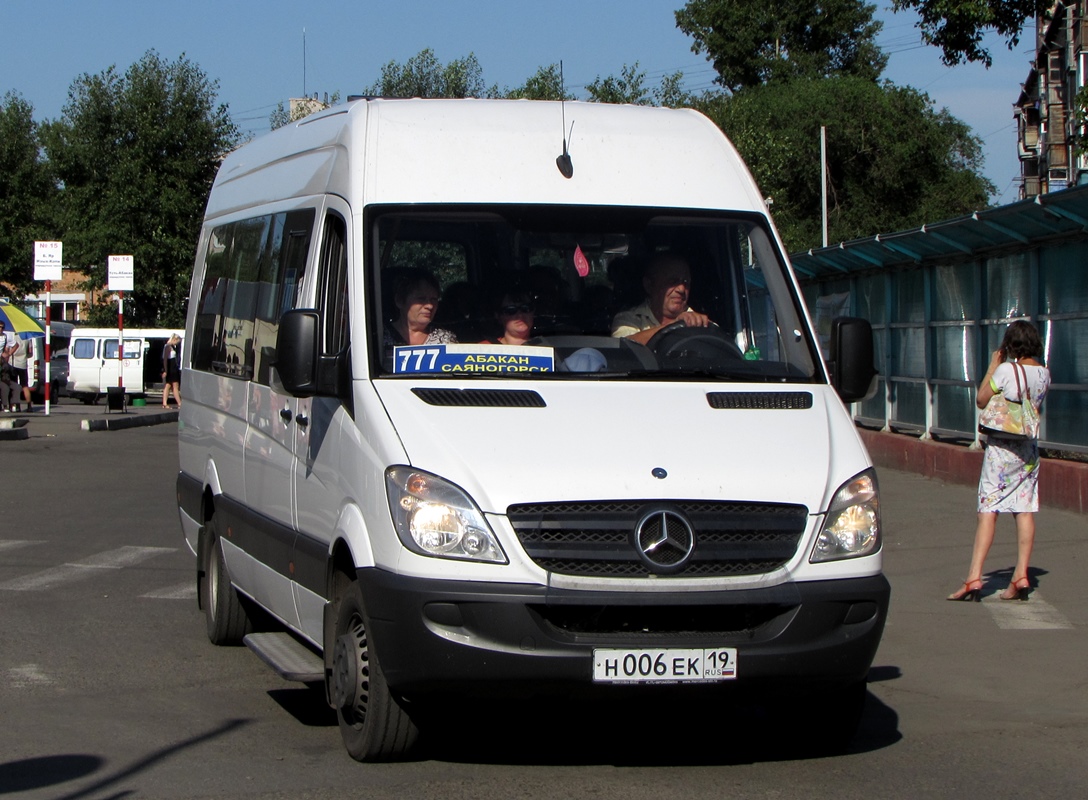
[317,213,349,358]
[72,338,95,359]
[252,210,314,385]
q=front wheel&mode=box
[330,580,419,762]
[774,680,868,757]
[199,513,252,645]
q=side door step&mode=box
[244,632,324,683]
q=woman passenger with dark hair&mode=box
[479,288,535,347]
[948,320,1051,602]
[383,269,457,347]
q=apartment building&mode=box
[1016,1,1088,197]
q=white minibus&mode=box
[177,98,887,761]
[67,327,182,403]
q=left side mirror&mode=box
[273,309,320,397]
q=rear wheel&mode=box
[330,579,419,761]
[199,512,252,645]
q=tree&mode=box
[0,92,57,299]
[505,64,573,101]
[1075,85,1088,158]
[653,71,697,109]
[699,77,994,252]
[675,0,887,92]
[269,102,290,130]
[365,49,500,98]
[41,51,239,327]
[584,63,695,107]
[892,0,1052,67]
[586,63,651,105]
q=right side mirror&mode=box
[829,316,877,404]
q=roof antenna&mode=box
[556,61,574,179]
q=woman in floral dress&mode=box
[948,321,1051,602]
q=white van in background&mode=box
[177,98,887,762]
[24,321,73,402]
[66,327,182,403]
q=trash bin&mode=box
[106,386,126,413]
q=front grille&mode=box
[508,500,808,578]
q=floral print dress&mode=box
[382,324,457,348]
[978,362,1051,512]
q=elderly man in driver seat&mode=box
[610,252,712,345]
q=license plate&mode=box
[592,647,737,684]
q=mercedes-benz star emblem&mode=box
[633,509,695,573]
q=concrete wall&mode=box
[858,428,1088,515]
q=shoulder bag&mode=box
[978,362,1040,440]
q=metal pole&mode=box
[44,280,51,416]
[821,126,828,248]
[118,290,124,389]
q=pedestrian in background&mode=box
[9,336,32,412]
[0,321,14,354]
[0,352,18,411]
[948,320,1051,602]
[162,333,182,408]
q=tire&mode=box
[821,679,868,752]
[199,513,252,645]
[775,680,867,757]
[329,580,419,761]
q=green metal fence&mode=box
[792,186,1088,455]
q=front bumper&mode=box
[357,568,890,696]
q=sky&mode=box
[1,0,1035,207]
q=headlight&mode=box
[810,469,881,563]
[386,467,506,563]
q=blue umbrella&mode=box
[0,301,46,339]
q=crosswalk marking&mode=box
[0,539,43,552]
[983,592,1073,630]
[0,546,175,592]
[75,546,175,568]
[9,664,52,687]
[0,541,1079,627]
[141,582,197,600]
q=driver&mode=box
[610,252,712,345]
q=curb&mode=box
[81,410,179,432]
[0,417,30,440]
[859,428,1088,515]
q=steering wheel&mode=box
[646,321,744,366]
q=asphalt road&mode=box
[2,407,1086,799]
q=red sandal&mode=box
[999,576,1030,601]
[947,578,983,602]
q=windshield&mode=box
[370,206,818,382]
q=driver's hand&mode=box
[676,311,711,328]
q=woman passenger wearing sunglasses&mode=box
[480,290,535,346]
